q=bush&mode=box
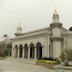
[37,57,60,64]
[36,60,58,64]
[0,48,7,57]
[45,60,57,64]
[38,57,58,61]
[60,48,72,66]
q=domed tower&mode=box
[15,24,22,36]
[52,9,59,23]
[50,10,63,58]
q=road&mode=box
[0,58,71,72]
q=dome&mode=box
[53,9,59,16]
[16,24,22,33]
[17,26,22,30]
[52,9,59,23]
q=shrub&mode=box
[60,48,72,66]
[36,60,58,64]
[38,57,58,61]
[45,60,57,64]
[0,48,7,57]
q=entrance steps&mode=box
[5,57,36,64]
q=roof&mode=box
[14,27,51,40]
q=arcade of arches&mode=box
[13,42,43,59]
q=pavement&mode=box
[0,57,72,72]
[55,63,72,71]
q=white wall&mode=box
[66,35,72,49]
[12,34,50,58]
[52,27,61,37]
[53,40,62,58]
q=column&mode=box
[12,47,14,57]
[28,48,30,59]
[22,48,24,58]
[34,47,37,59]
[32,48,33,58]
[13,48,16,57]
[17,47,20,58]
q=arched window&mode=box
[24,43,28,58]
[19,44,22,48]
[36,42,42,48]
[19,44,23,58]
[36,42,42,59]
[14,45,18,57]
[30,43,35,58]
[15,45,18,48]
[30,43,35,48]
[24,43,28,48]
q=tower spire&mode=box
[52,9,59,23]
[16,23,22,34]
[53,9,58,15]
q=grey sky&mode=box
[0,0,72,38]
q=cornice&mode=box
[50,37,64,41]
[13,30,51,40]
[50,23,62,28]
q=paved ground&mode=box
[0,58,71,72]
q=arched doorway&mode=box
[14,45,18,57]
[30,43,35,59]
[19,44,23,58]
[36,42,42,59]
[24,44,28,58]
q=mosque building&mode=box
[12,10,72,59]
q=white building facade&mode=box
[12,10,72,59]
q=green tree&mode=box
[69,27,72,31]
[4,43,12,56]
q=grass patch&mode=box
[36,60,58,69]
[36,60,58,64]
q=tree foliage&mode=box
[0,43,12,56]
[69,27,72,31]
[3,34,8,37]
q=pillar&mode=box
[17,47,20,58]
[13,48,16,57]
[34,47,37,59]
[22,47,24,58]
[11,47,13,57]
[28,48,30,59]
[12,47,14,57]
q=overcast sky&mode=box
[0,0,72,38]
